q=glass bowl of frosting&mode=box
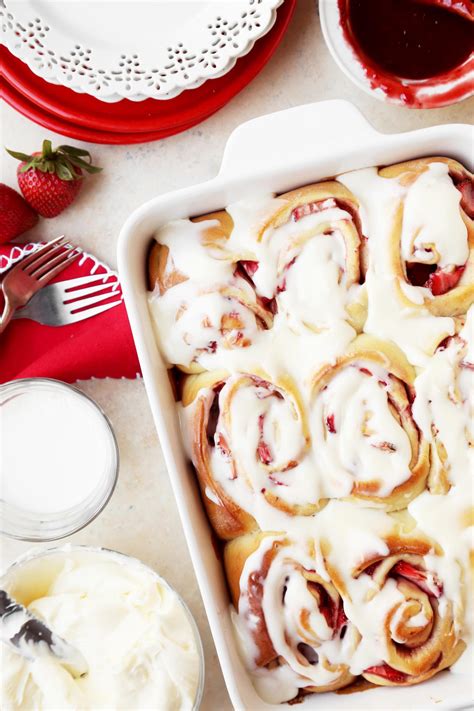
[0,378,119,541]
[0,546,205,711]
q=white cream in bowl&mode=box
[0,378,119,540]
[0,547,203,710]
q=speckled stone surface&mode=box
[1,2,473,709]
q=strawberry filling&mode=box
[335,605,348,632]
[307,582,344,632]
[406,262,465,295]
[426,265,465,296]
[393,561,443,598]
[326,414,336,433]
[258,295,278,315]
[240,260,259,277]
[292,199,337,222]
[456,178,474,219]
[364,664,408,683]
[257,414,273,465]
[363,561,381,576]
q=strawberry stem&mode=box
[6,142,102,181]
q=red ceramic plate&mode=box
[0,78,221,144]
[1,0,295,143]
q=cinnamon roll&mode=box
[230,182,367,333]
[148,214,272,372]
[225,531,360,703]
[412,306,473,494]
[320,504,465,688]
[181,369,319,540]
[310,335,430,509]
[380,157,474,317]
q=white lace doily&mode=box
[1,0,283,102]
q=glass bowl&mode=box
[1,545,205,710]
[0,378,119,541]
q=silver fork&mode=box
[13,273,122,326]
[0,236,81,334]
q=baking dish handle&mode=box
[219,100,381,178]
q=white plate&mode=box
[1,0,283,102]
[118,100,474,710]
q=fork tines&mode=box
[21,237,81,282]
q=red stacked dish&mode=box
[0,1,296,144]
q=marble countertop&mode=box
[1,1,473,709]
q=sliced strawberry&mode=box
[326,414,336,433]
[457,178,474,219]
[240,260,259,276]
[292,199,337,222]
[426,265,465,296]
[364,664,408,683]
[359,367,373,377]
[393,561,443,598]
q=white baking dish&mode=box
[117,100,473,710]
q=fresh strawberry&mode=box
[364,664,408,683]
[0,183,38,243]
[426,265,464,296]
[6,140,101,218]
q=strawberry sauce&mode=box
[338,0,474,107]
[344,0,473,80]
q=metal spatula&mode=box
[0,590,88,678]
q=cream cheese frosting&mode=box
[1,549,201,711]
[148,158,473,703]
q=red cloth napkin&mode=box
[0,242,141,383]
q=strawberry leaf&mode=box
[7,140,102,182]
[5,148,33,162]
[58,145,93,158]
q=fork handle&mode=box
[0,293,15,335]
